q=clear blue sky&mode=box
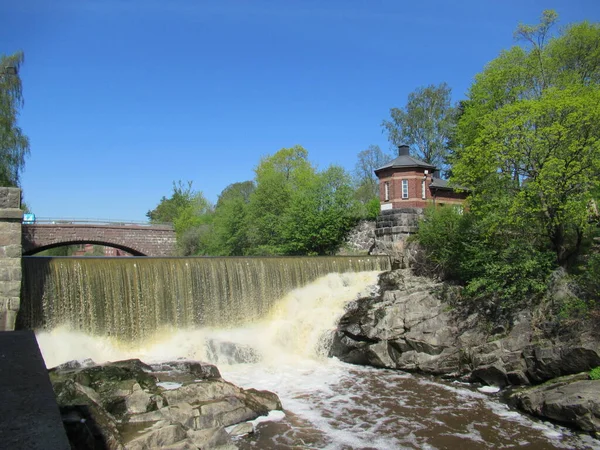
[2,0,598,221]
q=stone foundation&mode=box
[0,187,22,331]
[371,208,423,259]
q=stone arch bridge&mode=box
[21,221,176,256]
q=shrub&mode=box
[590,366,600,380]
[413,205,468,280]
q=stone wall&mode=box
[371,208,423,258]
[22,223,176,257]
[339,220,376,254]
[0,188,23,331]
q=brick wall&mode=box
[378,168,433,209]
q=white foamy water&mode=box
[36,271,600,450]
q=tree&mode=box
[382,83,456,167]
[452,11,600,265]
[0,51,29,187]
[353,145,391,209]
[243,146,360,255]
[146,181,213,255]
[282,165,359,255]
[210,181,255,255]
[245,146,315,255]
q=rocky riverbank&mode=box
[329,269,600,435]
[49,358,282,449]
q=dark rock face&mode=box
[330,270,600,385]
[329,269,600,433]
[509,374,600,433]
[50,359,282,449]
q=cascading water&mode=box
[20,255,390,341]
[24,257,599,449]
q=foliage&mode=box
[242,146,360,255]
[414,206,556,319]
[576,253,600,303]
[382,82,456,167]
[590,366,600,380]
[245,145,315,255]
[412,205,468,280]
[148,146,362,257]
[451,12,600,266]
[281,165,359,255]
[146,181,213,255]
[0,51,29,187]
[209,181,255,256]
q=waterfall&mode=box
[20,256,390,342]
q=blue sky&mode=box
[2,0,599,221]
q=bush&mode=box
[414,205,557,321]
[576,253,600,303]
[590,366,600,380]
[413,205,468,280]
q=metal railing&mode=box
[25,217,173,227]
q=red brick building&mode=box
[374,145,467,210]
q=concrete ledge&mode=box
[0,331,70,449]
[0,209,24,220]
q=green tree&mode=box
[382,82,456,167]
[282,165,359,255]
[210,181,255,255]
[147,181,213,255]
[0,51,29,187]
[245,145,315,255]
[452,12,600,266]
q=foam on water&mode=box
[35,271,600,450]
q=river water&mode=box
[35,271,600,450]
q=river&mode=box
[35,271,600,449]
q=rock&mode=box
[330,269,460,375]
[125,422,188,450]
[523,346,600,383]
[149,360,221,379]
[509,374,600,432]
[228,422,254,437]
[471,364,508,388]
[187,426,235,449]
[49,359,279,450]
[331,269,600,386]
[161,380,241,406]
[124,384,153,414]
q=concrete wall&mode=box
[0,187,23,331]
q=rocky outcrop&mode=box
[509,373,600,433]
[329,269,600,433]
[49,359,282,449]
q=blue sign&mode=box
[23,213,35,224]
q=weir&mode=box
[19,256,390,341]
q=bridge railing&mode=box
[24,217,174,228]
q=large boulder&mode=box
[331,269,600,385]
[50,359,282,449]
[509,373,600,433]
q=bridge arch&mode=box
[22,223,176,257]
[24,240,145,256]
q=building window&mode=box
[401,179,409,199]
[384,182,389,201]
[421,179,426,200]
